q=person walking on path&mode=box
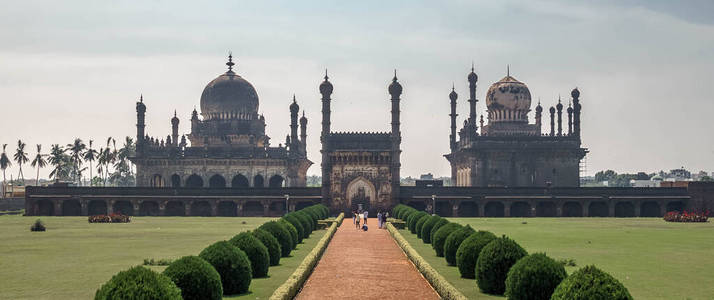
[363,210,368,224]
[377,211,383,228]
[352,210,356,225]
[355,211,361,229]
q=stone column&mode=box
[451,200,460,217]
[159,201,166,216]
[53,200,62,216]
[529,200,537,217]
[235,201,242,217]
[608,199,615,217]
[185,201,192,217]
[503,201,511,217]
[107,200,114,215]
[132,200,140,216]
[659,200,667,216]
[81,200,88,216]
[211,201,218,217]
[262,201,270,217]
[634,201,641,217]
[583,200,591,217]
[556,200,563,217]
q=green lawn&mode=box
[400,218,714,300]
[0,215,324,300]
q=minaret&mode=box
[319,70,333,206]
[572,88,581,137]
[300,111,307,153]
[136,94,146,147]
[388,70,403,206]
[556,97,563,136]
[567,101,573,135]
[549,106,556,137]
[449,85,458,152]
[171,110,179,146]
[467,64,478,132]
[535,100,543,134]
[289,95,299,148]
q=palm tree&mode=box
[48,144,66,181]
[83,140,98,186]
[30,144,47,186]
[67,138,86,185]
[0,144,11,197]
[13,140,28,185]
[97,147,110,186]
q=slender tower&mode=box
[319,71,333,206]
[567,102,573,136]
[535,101,543,134]
[549,106,556,137]
[556,98,563,136]
[289,95,299,148]
[572,88,581,137]
[299,111,307,153]
[467,65,478,132]
[388,71,403,207]
[449,85,458,151]
[171,110,179,146]
[136,94,146,151]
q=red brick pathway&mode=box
[296,218,439,300]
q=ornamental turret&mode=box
[556,97,563,136]
[467,65,478,130]
[449,85,458,151]
[171,110,179,146]
[136,94,146,147]
[290,95,299,148]
[300,111,307,153]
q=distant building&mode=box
[630,180,660,188]
[445,68,587,187]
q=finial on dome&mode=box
[293,94,296,103]
[393,69,398,81]
[471,61,474,72]
[324,68,329,80]
[174,110,177,117]
[452,82,455,91]
[507,64,510,76]
[226,51,235,72]
[140,94,143,102]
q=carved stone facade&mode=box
[130,55,312,188]
[445,68,587,187]
[319,73,402,214]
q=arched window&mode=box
[253,175,264,188]
[151,174,164,187]
[171,174,181,188]
[209,174,226,188]
[268,175,284,188]
[231,174,249,188]
[185,174,204,188]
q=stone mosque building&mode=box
[445,67,587,187]
[130,54,312,189]
[26,56,709,218]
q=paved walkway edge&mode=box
[269,213,345,300]
[386,222,469,300]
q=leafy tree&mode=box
[84,140,98,186]
[67,138,86,185]
[48,144,70,181]
[594,170,616,183]
[701,176,714,182]
[13,140,29,185]
[1,144,12,192]
[30,144,47,186]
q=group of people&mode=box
[352,209,390,231]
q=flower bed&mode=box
[663,210,709,223]
[89,213,131,223]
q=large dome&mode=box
[200,63,259,120]
[485,75,531,111]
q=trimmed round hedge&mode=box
[551,265,633,300]
[283,214,305,242]
[278,218,298,249]
[95,266,181,300]
[301,208,320,228]
[432,223,462,257]
[456,230,497,279]
[414,214,431,238]
[420,215,442,244]
[408,212,427,233]
[400,207,417,221]
[293,211,313,235]
[259,221,293,257]
[163,255,223,300]
[429,218,450,245]
[199,241,252,295]
[229,232,270,278]
[475,236,528,295]
[505,253,567,300]
[444,224,475,266]
[252,228,281,266]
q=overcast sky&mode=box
[1,0,713,180]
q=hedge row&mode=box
[391,204,633,300]
[95,204,332,300]
[269,212,344,300]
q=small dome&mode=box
[485,75,532,111]
[388,73,402,96]
[290,96,299,113]
[468,70,478,82]
[199,57,259,120]
[571,88,580,99]
[319,73,333,96]
[449,88,457,101]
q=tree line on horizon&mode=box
[0,137,136,189]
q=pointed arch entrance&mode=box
[346,177,376,213]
